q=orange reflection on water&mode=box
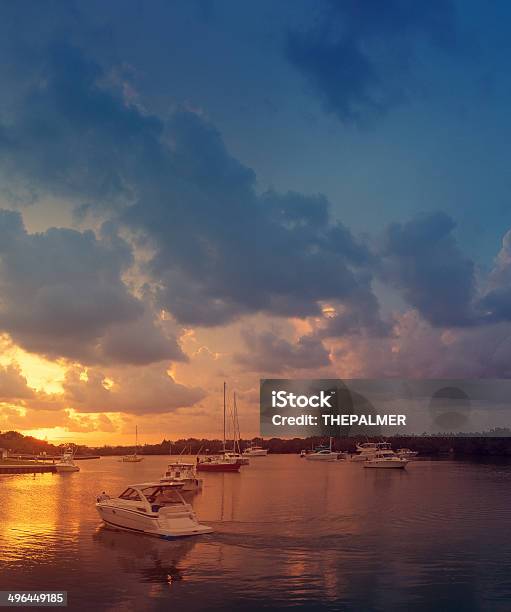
[0,472,83,565]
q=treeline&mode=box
[0,430,92,456]
[93,434,511,457]
[3,430,511,457]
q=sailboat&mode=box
[197,383,240,472]
[120,426,144,462]
[221,392,249,465]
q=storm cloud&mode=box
[234,328,331,373]
[380,211,476,327]
[0,210,184,365]
[0,36,386,330]
[286,0,458,124]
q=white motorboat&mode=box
[305,438,339,461]
[350,442,392,462]
[55,448,80,473]
[160,461,203,491]
[396,448,418,459]
[242,443,268,457]
[305,449,339,461]
[96,482,213,538]
[363,449,408,469]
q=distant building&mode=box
[0,448,7,460]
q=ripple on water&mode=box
[2,456,511,610]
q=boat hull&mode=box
[243,450,268,457]
[55,464,80,472]
[96,505,212,538]
[305,454,338,461]
[196,462,240,472]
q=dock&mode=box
[0,463,57,474]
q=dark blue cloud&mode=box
[286,0,458,124]
[131,112,379,325]
[0,34,386,330]
[0,210,185,365]
[381,211,476,327]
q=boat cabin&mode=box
[162,463,196,480]
[117,483,187,513]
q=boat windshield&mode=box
[119,488,142,501]
[140,485,184,505]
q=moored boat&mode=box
[120,426,144,462]
[363,449,408,469]
[96,481,213,538]
[305,438,339,461]
[160,461,203,490]
[242,443,268,457]
[55,448,80,473]
[196,456,241,472]
[196,382,241,473]
[349,442,392,462]
[223,392,249,464]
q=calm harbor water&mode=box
[1,455,511,611]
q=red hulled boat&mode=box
[196,458,240,472]
[196,382,242,473]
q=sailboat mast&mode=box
[233,391,239,453]
[223,381,226,453]
[135,425,138,455]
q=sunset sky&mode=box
[1,1,511,444]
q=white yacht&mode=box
[363,449,408,469]
[305,439,339,461]
[96,482,213,538]
[350,442,392,462]
[160,461,203,491]
[55,448,80,473]
[242,444,268,457]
